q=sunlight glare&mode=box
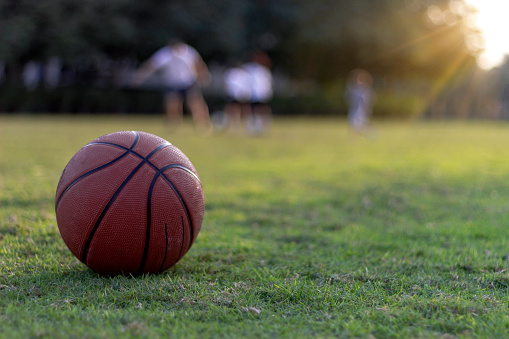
[465,0,509,69]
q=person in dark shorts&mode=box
[243,51,273,135]
[222,65,252,132]
[134,39,212,135]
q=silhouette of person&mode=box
[223,64,252,132]
[243,51,273,135]
[345,69,374,134]
[134,39,211,134]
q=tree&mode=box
[0,0,137,62]
[0,0,297,64]
[285,0,477,82]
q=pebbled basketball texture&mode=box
[55,131,204,276]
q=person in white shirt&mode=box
[243,51,273,135]
[134,39,211,134]
[223,65,252,132]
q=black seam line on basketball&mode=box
[158,222,169,272]
[55,151,130,208]
[178,216,185,260]
[80,160,145,263]
[143,169,194,273]
[86,131,140,150]
[87,141,177,165]
[86,142,131,153]
[130,131,140,148]
[137,171,160,275]
[84,141,200,187]
[80,143,171,264]
[157,164,196,250]
[55,133,140,208]
[157,164,200,184]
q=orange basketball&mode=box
[55,131,204,276]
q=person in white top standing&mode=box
[243,51,273,135]
[223,64,252,132]
[134,39,211,134]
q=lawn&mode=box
[2,115,509,338]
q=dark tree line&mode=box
[0,0,478,75]
[0,0,296,63]
[0,0,493,117]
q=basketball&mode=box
[55,131,204,276]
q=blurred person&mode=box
[345,69,374,134]
[243,51,273,135]
[23,61,42,91]
[222,64,252,132]
[44,57,62,89]
[0,60,5,84]
[134,39,211,134]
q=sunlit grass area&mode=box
[2,115,509,338]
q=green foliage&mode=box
[0,86,164,113]
[0,0,483,119]
[0,0,137,61]
[0,0,296,63]
[373,90,427,118]
[0,0,476,80]
[3,116,509,337]
[271,91,341,115]
[288,0,476,82]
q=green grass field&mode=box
[2,115,509,338]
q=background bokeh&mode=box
[0,0,507,119]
